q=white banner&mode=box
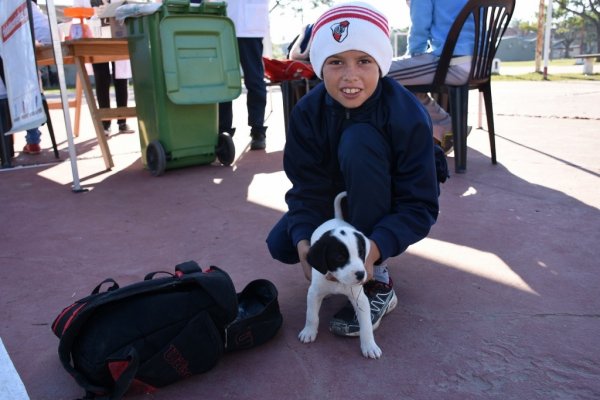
[0,0,46,135]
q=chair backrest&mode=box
[432,0,516,87]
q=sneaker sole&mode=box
[23,149,41,155]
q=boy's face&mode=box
[322,50,380,109]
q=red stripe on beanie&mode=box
[317,4,388,30]
[312,5,389,40]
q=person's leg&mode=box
[417,93,452,142]
[331,123,397,337]
[23,128,42,154]
[112,61,130,129]
[266,214,300,264]
[218,101,234,135]
[338,123,391,236]
[92,62,111,131]
[388,54,452,142]
[387,53,439,85]
[237,37,267,149]
[25,128,41,145]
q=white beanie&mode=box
[309,2,393,79]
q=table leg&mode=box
[74,57,114,169]
[74,75,82,137]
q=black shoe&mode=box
[439,126,473,155]
[329,278,398,337]
[118,123,134,133]
[250,126,267,151]
[250,136,266,150]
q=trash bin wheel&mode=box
[216,132,235,166]
[147,140,167,177]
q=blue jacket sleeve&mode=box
[407,0,434,55]
[368,80,439,261]
[283,85,336,246]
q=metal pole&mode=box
[46,0,85,192]
[543,0,553,80]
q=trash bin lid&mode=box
[160,15,241,104]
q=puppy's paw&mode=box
[298,327,318,343]
[361,341,382,359]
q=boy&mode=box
[266,2,439,336]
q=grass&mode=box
[492,72,600,81]
[492,58,600,81]
[501,58,584,67]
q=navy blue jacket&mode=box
[283,77,439,262]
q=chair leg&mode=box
[0,98,13,168]
[449,85,469,173]
[281,81,292,138]
[42,95,60,159]
[481,83,497,164]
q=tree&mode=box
[536,0,545,72]
[555,16,584,57]
[270,0,333,16]
[555,0,600,53]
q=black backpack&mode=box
[52,261,282,399]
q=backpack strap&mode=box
[107,347,141,400]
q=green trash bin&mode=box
[127,0,241,176]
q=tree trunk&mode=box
[535,0,545,72]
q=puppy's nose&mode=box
[355,271,365,281]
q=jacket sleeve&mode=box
[407,0,434,55]
[369,81,439,261]
[283,87,336,246]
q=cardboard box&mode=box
[109,18,127,38]
[96,0,125,18]
[96,0,126,37]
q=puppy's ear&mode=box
[306,231,333,275]
[353,231,367,262]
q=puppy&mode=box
[298,191,382,359]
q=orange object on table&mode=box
[64,7,95,39]
[63,7,95,18]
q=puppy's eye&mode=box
[335,254,345,263]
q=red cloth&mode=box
[263,57,315,82]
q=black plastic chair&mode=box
[405,0,515,173]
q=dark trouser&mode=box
[219,37,267,134]
[266,123,392,264]
[92,62,128,129]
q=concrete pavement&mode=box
[1,79,599,399]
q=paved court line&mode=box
[0,337,30,400]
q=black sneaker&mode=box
[329,279,398,337]
[250,136,266,150]
[439,126,473,155]
[118,123,134,133]
[250,127,267,150]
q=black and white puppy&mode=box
[298,191,382,359]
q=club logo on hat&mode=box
[330,20,349,43]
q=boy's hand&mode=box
[297,240,312,281]
[365,240,381,282]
